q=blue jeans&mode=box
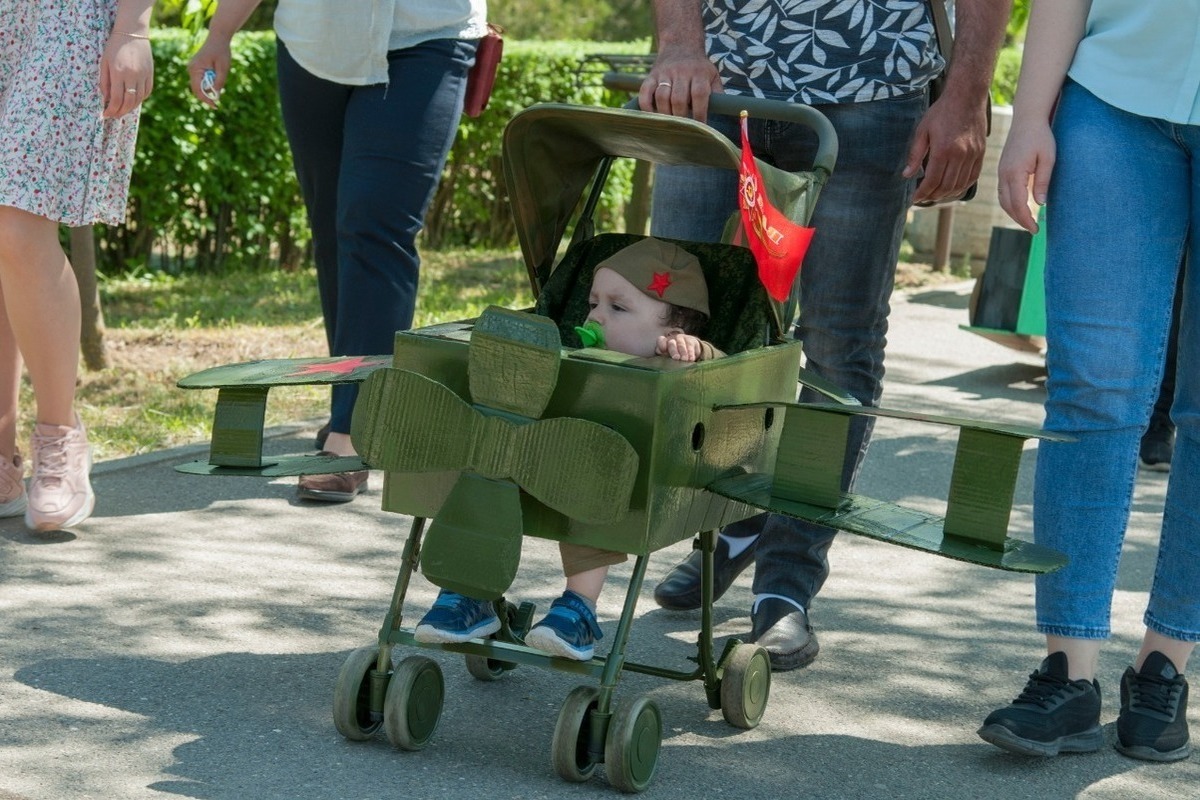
[277,38,476,434]
[652,93,925,608]
[1034,80,1200,642]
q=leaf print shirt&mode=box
[705,0,946,104]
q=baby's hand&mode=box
[656,332,704,362]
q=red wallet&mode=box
[463,23,503,118]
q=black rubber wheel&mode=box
[464,653,508,681]
[332,645,385,741]
[551,686,601,783]
[383,655,444,751]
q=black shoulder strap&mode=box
[928,0,954,61]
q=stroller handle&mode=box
[603,72,838,177]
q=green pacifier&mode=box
[574,320,606,348]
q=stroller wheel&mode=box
[720,643,771,729]
[551,686,601,782]
[465,653,511,681]
[605,694,662,793]
[332,645,386,741]
[384,655,445,751]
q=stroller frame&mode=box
[329,93,837,792]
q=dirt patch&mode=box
[100,323,324,377]
[894,259,971,291]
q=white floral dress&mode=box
[0,0,140,226]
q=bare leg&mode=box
[0,280,23,459]
[566,565,609,606]
[1046,635,1102,681]
[0,207,81,428]
[1136,632,1195,673]
[322,430,357,457]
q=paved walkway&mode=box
[1,281,1194,799]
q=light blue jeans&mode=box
[652,93,925,608]
[1035,80,1200,642]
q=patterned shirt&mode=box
[704,0,945,104]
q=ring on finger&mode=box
[657,81,671,89]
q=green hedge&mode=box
[100,30,649,274]
[425,41,648,249]
[991,45,1022,107]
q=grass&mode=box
[36,245,949,463]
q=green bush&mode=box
[992,45,1022,106]
[103,30,305,273]
[102,31,649,274]
[425,40,648,249]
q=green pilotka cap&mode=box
[593,237,710,317]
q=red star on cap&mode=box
[647,271,672,298]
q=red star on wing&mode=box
[646,271,672,298]
[286,355,388,377]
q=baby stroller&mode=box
[339,92,835,793]
[178,88,1063,793]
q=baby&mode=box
[415,237,721,659]
[578,236,724,362]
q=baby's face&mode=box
[586,267,675,357]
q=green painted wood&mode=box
[380,316,802,556]
[210,386,269,467]
[421,474,524,600]
[796,367,861,405]
[707,472,1066,573]
[956,325,1046,355]
[468,306,562,418]
[178,355,391,388]
[717,401,1068,442]
[943,427,1023,548]
[174,454,367,477]
[178,354,391,470]
[772,406,848,508]
[353,366,639,526]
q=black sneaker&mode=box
[1139,420,1174,472]
[1115,651,1191,762]
[978,652,1104,757]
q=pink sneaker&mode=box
[0,452,26,518]
[26,419,95,531]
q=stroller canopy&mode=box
[502,103,836,304]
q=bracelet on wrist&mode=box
[114,30,151,40]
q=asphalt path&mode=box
[1,280,1195,799]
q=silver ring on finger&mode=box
[657,81,671,89]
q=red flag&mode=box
[738,112,815,302]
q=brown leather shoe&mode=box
[297,454,368,503]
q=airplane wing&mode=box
[176,355,390,473]
[707,401,1068,573]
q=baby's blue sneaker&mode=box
[414,589,501,644]
[524,590,604,661]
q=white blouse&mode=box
[274,0,488,86]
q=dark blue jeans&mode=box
[651,93,925,609]
[277,38,476,434]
